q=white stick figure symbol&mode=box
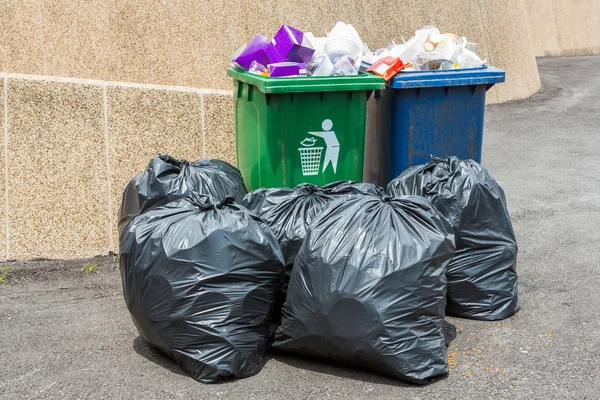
[308,119,340,174]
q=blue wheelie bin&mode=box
[363,66,505,186]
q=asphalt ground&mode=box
[1,55,599,399]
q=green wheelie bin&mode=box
[227,69,385,190]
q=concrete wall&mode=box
[1,0,542,103]
[0,1,597,259]
[524,0,600,57]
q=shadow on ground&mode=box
[133,336,187,377]
[268,348,446,388]
[132,334,431,388]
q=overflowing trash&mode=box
[118,154,247,231]
[242,181,381,320]
[266,25,315,64]
[231,23,486,80]
[387,156,519,320]
[273,193,456,384]
[366,56,407,80]
[232,22,364,78]
[367,26,486,75]
[232,34,270,72]
[269,61,308,77]
[120,193,285,383]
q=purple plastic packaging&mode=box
[234,35,270,71]
[269,62,307,77]
[265,25,315,64]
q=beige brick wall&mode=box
[0,74,234,259]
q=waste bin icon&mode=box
[298,137,323,176]
[309,119,339,174]
[298,119,340,176]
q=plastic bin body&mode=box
[228,69,385,190]
[365,66,504,186]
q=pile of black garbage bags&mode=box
[119,154,519,385]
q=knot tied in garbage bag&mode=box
[186,193,236,211]
[118,154,247,232]
[165,155,190,168]
[273,193,456,384]
[387,156,519,320]
[295,183,318,194]
[120,194,285,383]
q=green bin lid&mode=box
[227,68,385,94]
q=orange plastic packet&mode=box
[367,56,406,80]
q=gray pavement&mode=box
[1,55,600,399]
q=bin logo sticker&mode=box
[298,119,340,176]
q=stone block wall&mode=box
[0,74,233,259]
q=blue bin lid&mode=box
[389,66,505,89]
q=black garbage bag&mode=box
[242,181,381,321]
[273,194,456,384]
[120,193,285,383]
[118,154,247,230]
[387,156,519,320]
